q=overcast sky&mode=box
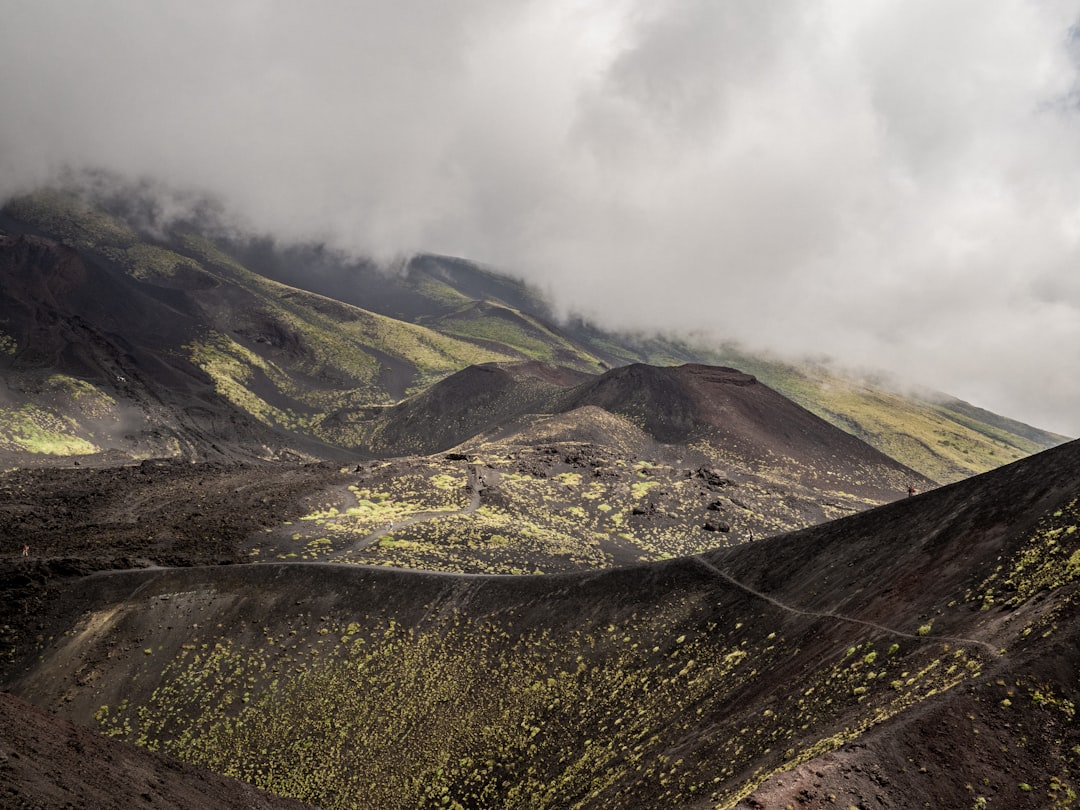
[2,1,1079,436]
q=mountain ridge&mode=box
[3,436,1077,808]
[1,187,1065,481]
[0,184,1077,809]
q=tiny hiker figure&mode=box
[22,544,29,556]
[907,484,916,497]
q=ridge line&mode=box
[691,554,1001,657]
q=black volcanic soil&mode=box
[561,363,928,499]
[0,691,312,810]
[0,460,353,564]
[0,460,354,663]
[1,442,1077,808]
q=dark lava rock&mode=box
[697,467,734,488]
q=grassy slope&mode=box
[0,194,559,450]
[684,346,1068,483]
[8,440,1079,809]
[3,189,1068,477]
[430,301,607,371]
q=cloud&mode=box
[2,0,1079,435]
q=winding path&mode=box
[691,554,1003,658]
[329,474,485,559]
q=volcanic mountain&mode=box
[0,188,1066,480]
[3,437,1077,808]
[0,218,936,556]
[1,184,1077,809]
[555,363,915,494]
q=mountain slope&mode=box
[559,364,915,493]
[1,187,1067,480]
[0,692,312,810]
[0,221,930,546]
[696,346,1068,482]
[3,438,1078,808]
[0,233,313,462]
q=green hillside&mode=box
[689,347,1067,483]
[1,187,1067,477]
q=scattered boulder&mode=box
[696,467,734,488]
[703,520,731,533]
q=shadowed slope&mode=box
[558,363,929,501]
[2,189,1067,478]
[324,360,592,456]
[5,440,1078,809]
[0,692,312,810]
[0,234,319,462]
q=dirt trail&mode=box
[330,472,486,559]
[692,554,1002,657]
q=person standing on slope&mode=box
[907,484,916,497]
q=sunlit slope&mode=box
[2,187,1067,475]
[235,227,1071,480]
[0,193,601,457]
[693,347,1068,483]
[7,439,1079,809]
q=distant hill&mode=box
[0,187,1067,482]
[693,347,1069,483]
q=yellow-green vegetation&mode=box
[969,498,1080,621]
[45,373,117,417]
[187,333,309,430]
[178,248,385,394]
[411,276,473,307]
[88,585,992,810]
[336,309,515,391]
[254,443,902,575]
[369,501,607,573]
[0,331,16,356]
[5,190,139,250]
[437,303,605,371]
[176,234,254,278]
[177,236,542,448]
[348,457,674,571]
[106,243,204,281]
[181,233,517,390]
[698,350,1062,483]
[275,465,474,562]
[0,403,98,455]
[3,193,213,291]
